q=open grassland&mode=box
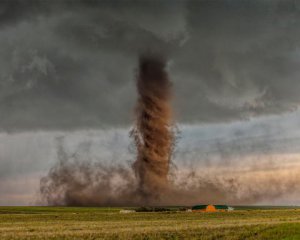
[1,207,300,239]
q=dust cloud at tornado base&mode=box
[40,136,300,206]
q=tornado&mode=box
[131,55,174,202]
[39,55,300,206]
[40,54,176,206]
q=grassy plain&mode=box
[1,206,300,239]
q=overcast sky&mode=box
[1,0,300,205]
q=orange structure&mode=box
[205,204,217,212]
[192,204,229,212]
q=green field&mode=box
[1,207,300,239]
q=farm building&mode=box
[192,204,232,212]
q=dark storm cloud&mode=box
[0,0,42,26]
[0,0,187,130]
[173,0,300,123]
[1,0,300,130]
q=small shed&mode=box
[192,204,231,212]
